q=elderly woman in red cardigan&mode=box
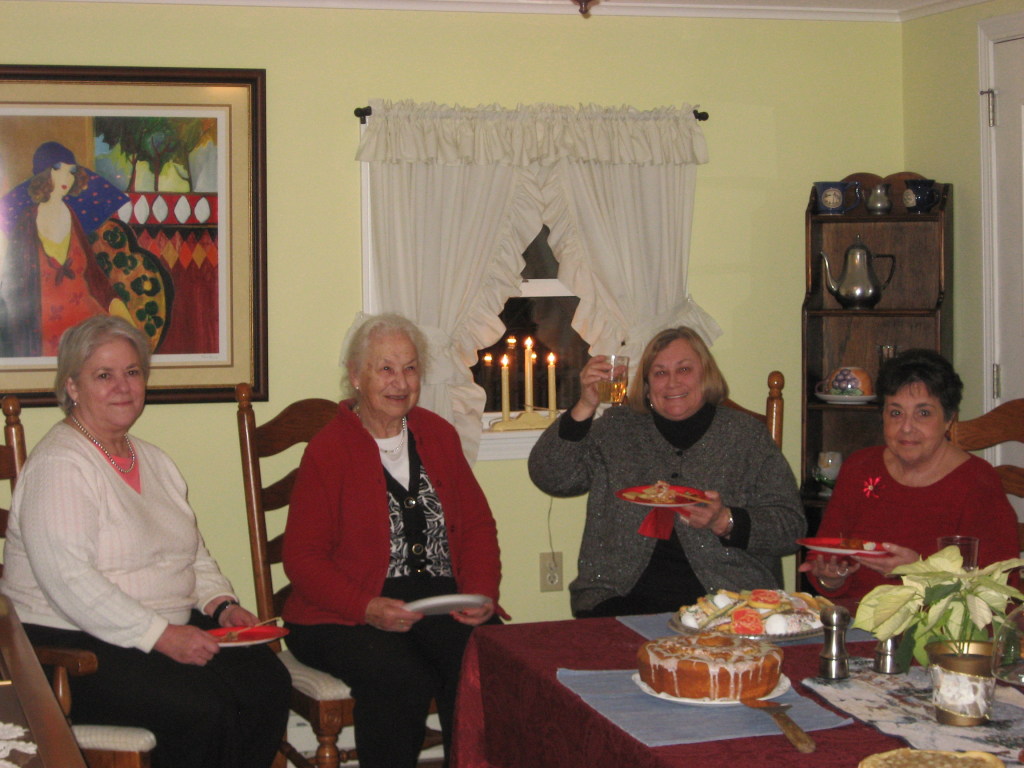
[282,312,503,768]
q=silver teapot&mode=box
[820,235,896,309]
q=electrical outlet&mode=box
[539,552,563,592]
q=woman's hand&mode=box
[154,624,221,666]
[570,355,612,422]
[365,596,422,633]
[452,600,495,627]
[799,554,860,590]
[219,603,258,628]
[682,490,731,536]
[854,542,919,575]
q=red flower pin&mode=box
[862,476,882,499]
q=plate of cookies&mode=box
[670,588,831,641]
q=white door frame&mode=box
[978,12,1024,415]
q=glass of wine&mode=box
[993,603,1024,686]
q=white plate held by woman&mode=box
[403,593,489,615]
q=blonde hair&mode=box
[625,326,728,413]
[55,316,152,414]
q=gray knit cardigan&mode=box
[528,405,805,614]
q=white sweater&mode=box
[1,422,235,652]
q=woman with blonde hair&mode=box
[529,326,804,617]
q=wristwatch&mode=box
[211,598,239,624]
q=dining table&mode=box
[451,614,909,768]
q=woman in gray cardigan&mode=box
[528,326,804,618]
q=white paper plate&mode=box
[403,593,489,615]
[632,673,791,706]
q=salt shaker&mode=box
[873,636,901,674]
[819,605,851,680]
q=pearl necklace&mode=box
[69,413,136,474]
[379,417,408,456]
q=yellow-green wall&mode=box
[0,0,1014,623]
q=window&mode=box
[471,227,587,416]
[357,100,711,463]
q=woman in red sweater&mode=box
[282,312,503,768]
[799,349,1018,607]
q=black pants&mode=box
[26,612,291,768]
[286,577,498,768]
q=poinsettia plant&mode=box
[853,546,1024,672]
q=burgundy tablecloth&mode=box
[452,617,905,768]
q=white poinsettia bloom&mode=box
[853,547,1024,671]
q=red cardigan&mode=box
[282,402,503,625]
[814,445,1019,605]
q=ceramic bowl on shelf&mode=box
[818,366,873,396]
[814,367,876,404]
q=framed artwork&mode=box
[0,65,267,405]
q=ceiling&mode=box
[52,0,992,23]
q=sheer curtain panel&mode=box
[356,100,712,462]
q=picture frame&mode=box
[0,65,267,405]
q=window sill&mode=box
[477,411,553,461]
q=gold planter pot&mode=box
[925,641,996,726]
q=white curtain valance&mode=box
[356,100,710,168]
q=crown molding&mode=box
[13,0,995,24]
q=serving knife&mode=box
[741,698,816,753]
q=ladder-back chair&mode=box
[235,383,444,767]
[722,370,785,449]
[0,396,156,768]
[236,383,351,767]
[948,398,1024,548]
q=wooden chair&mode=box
[235,383,351,767]
[0,396,156,768]
[236,383,446,767]
[722,370,785,449]
[948,397,1024,549]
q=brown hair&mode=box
[625,326,728,413]
[27,165,89,204]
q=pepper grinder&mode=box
[819,605,851,680]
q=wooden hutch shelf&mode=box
[800,172,953,541]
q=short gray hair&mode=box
[342,313,428,398]
[54,316,152,414]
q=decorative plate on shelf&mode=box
[814,393,876,405]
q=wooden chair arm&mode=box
[34,646,99,676]
[33,646,99,718]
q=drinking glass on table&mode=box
[597,354,629,406]
[937,535,979,571]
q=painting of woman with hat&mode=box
[0,140,172,358]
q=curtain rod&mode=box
[353,106,709,123]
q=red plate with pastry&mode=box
[616,481,708,508]
[208,626,289,646]
[797,537,887,558]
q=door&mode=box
[981,15,1024,517]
